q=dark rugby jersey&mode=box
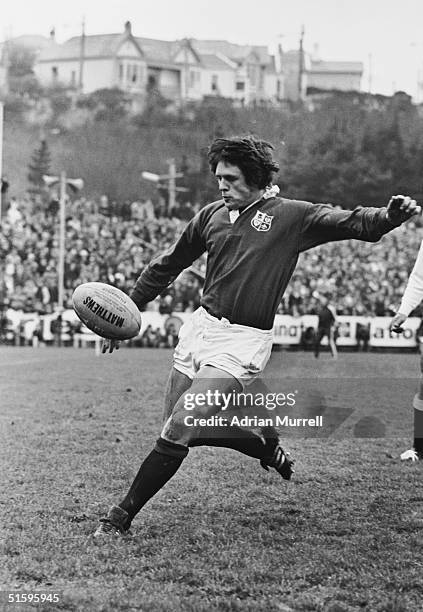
[317,306,336,330]
[131,197,398,330]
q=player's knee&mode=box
[161,410,198,446]
[154,436,189,459]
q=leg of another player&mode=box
[314,328,323,358]
[402,352,423,461]
[413,355,423,458]
[329,328,338,360]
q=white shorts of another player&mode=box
[173,306,273,386]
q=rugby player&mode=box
[390,239,423,460]
[314,295,338,359]
[94,135,420,536]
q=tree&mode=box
[27,140,51,195]
[6,42,43,97]
[7,43,36,78]
[77,87,130,121]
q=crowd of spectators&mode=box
[0,194,204,317]
[1,193,423,323]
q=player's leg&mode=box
[94,367,193,536]
[413,354,423,457]
[161,366,276,461]
[314,328,324,358]
[328,328,338,359]
[401,352,423,461]
[109,366,241,530]
[189,376,281,461]
[162,367,192,423]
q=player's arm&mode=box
[299,195,421,252]
[390,239,423,333]
[130,214,207,308]
[102,212,207,354]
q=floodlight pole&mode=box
[141,160,187,216]
[58,171,67,311]
[44,172,84,311]
[168,159,176,215]
[0,101,3,224]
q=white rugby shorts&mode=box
[173,307,273,384]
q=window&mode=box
[189,70,199,88]
[71,71,76,86]
[211,74,218,92]
[119,62,124,82]
[52,66,58,80]
[247,65,257,86]
[236,81,245,91]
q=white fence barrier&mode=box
[3,308,421,349]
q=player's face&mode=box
[215,161,263,210]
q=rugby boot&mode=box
[260,440,295,480]
[93,505,131,537]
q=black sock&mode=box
[119,438,188,520]
[413,397,423,458]
[189,425,273,460]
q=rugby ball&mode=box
[72,282,141,340]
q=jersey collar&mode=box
[228,185,280,224]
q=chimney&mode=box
[49,27,56,41]
[124,21,132,35]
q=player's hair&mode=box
[207,135,280,189]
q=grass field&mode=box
[1,347,422,612]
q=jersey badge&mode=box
[251,210,274,232]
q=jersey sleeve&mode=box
[130,212,207,308]
[398,239,423,316]
[299,203,398,252]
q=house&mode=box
[192,39,282,104]
[35,22,203,103]
[281,48,363,101]
[33,22,362,105]
[307,60,363,92]
[33,23,283,105]
[135,35,202,101]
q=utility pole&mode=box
[368,53,373,93]
[43,173,84,310]
[168,159,176,214]
[78,17,86,93]
[0,102,3,223]
[0,38,9,223]
[298,25,305,102]
[142,160,188,215]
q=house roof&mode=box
[136,37,201,65]
[37,31,201,67]
[310,60,363,74]
[199,53,235,71]
[38,33,132,61]
[191,39,272,65]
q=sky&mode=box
[2,0,423,99]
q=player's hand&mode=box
[390,313,407,333]
[101,338,121,354]
[386,195,421,225]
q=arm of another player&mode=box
[390,238,423,333]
